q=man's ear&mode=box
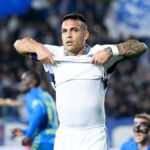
[84,31,89,41]
[148,130,150,136]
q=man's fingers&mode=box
[90,57,103,65]
[48,52,55,63]
[49,56,55,64]
[90,58,94,64]
[40,56,55,64]
[90,54,109,65]
[11,128,23,137]
[37,50,55,64]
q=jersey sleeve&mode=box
[24,100,46,139]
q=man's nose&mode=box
[66,31,72,38]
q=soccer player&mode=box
[121,113,150,150]
[11,70,58,150]
[13,13,147,150]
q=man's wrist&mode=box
[111,45,119,56]
[104,45,119,57]
[104,47,113,58]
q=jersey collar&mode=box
[64,44,91,56]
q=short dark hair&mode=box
[63,12,87,26]
[26,70,41,87]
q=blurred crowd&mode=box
[0,0,149,121]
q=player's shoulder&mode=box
[121,138,137,150]
[42,91,54,101]
[31,99,44,108]
[124,138,135,144]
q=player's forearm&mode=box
[14,37,44,56]
[116,39,147,59]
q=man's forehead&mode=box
[134,118,149,125]
[62,19,82,29]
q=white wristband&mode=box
[91,44,119,56]
[110,45,119,56]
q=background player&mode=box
[11,70,58,150]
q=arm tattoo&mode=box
[116,39,147,59]
[104,47,113,58]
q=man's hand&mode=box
[11,128,23,137]
[90,47,113,65]
[14,37,55,64]
[36,47,55,64]
[22,137,32,146]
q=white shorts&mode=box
[54,124,109,150]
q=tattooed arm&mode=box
[116,39,147,59]
[90,39,147,65]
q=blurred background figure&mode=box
[11,70,58,150]
[121,113,150,150]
